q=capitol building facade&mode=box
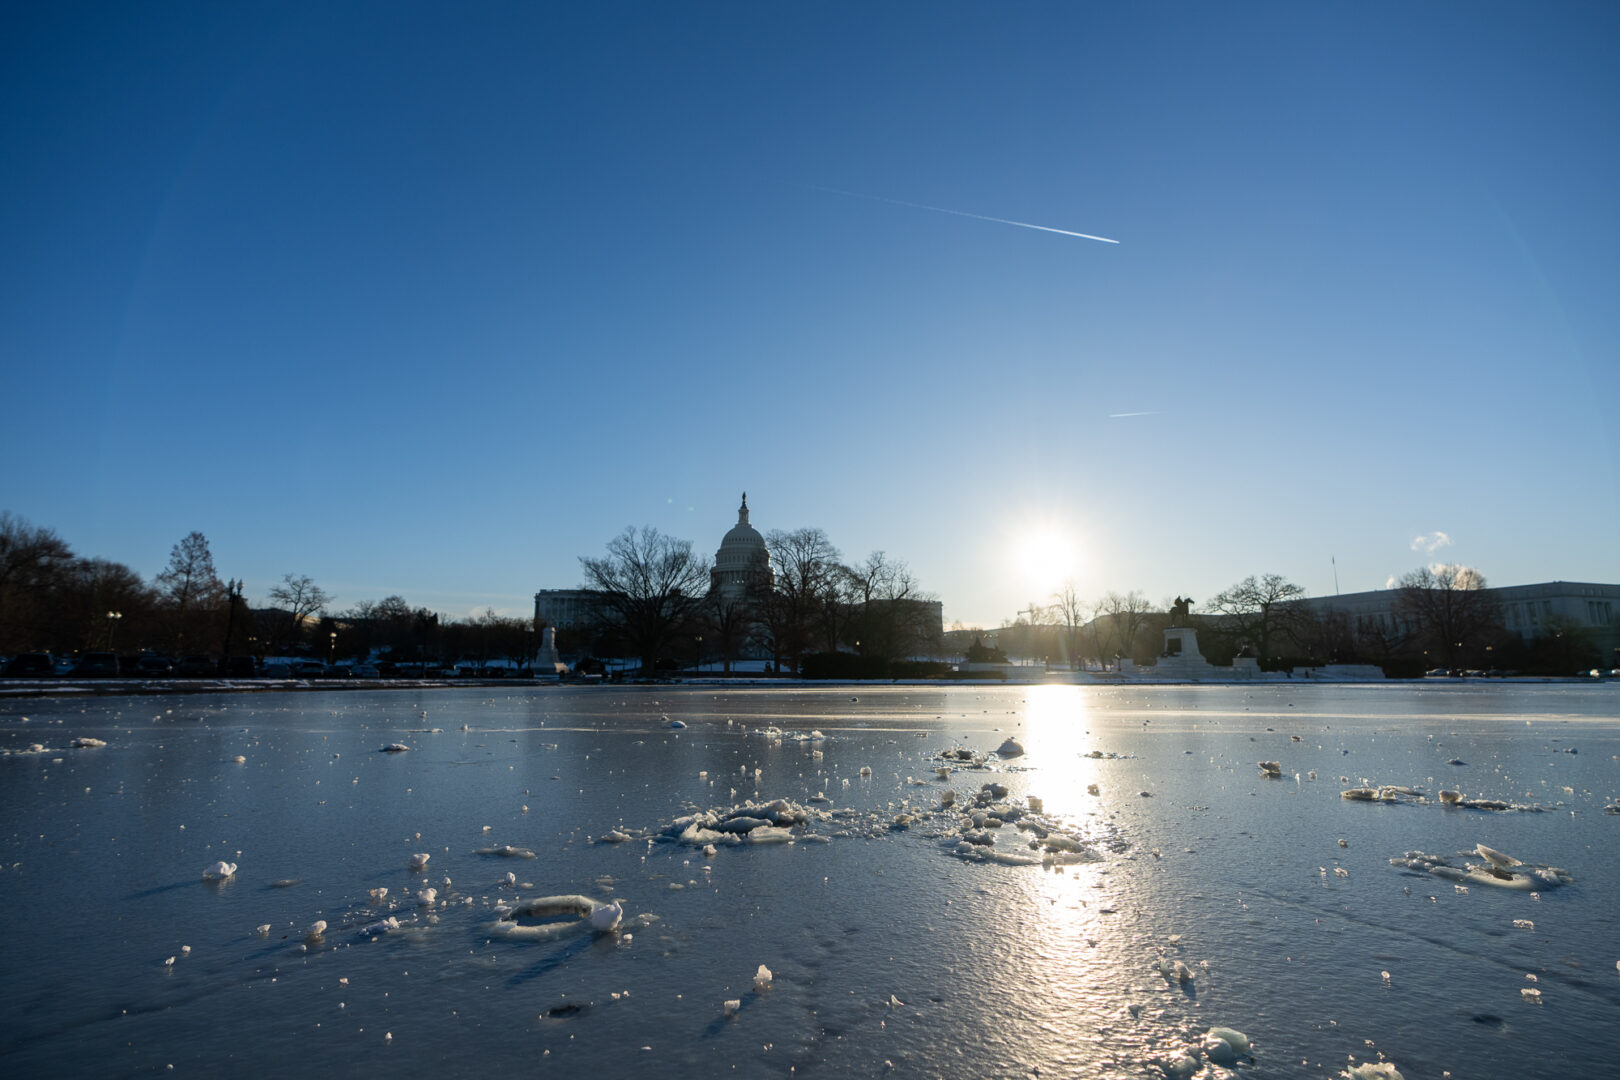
[710,493,772,602]
[534,495,944,666]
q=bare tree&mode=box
[580,526,710,676]
[704,590,754,674]
[1204,573,1306,662]
[268,574,332,651]
[841,551,935,662]
[1049,580,1088,670]
[759,527,841,673]
[1397,564,1497,667]
[1098,590,1155,663]
[156,531,224,655]
[0,512,74,652]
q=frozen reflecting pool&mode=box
[2,683,1618,1077]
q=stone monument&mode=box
[534,626,568,676]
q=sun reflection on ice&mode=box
[1019,686,1100,818]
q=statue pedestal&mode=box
[534,626,569,676]
[1150,625,1219,680]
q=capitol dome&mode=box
[712,493,771,600]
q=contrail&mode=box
[812,185,1119,245]
[1108,411,1160,418]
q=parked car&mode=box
[351,664,381,678]
[175,655,217,677]
[294,661,326,678]
[223,656,257,678]
[76,652,121,677]
[136,655,175,677]
[4,653,55,677]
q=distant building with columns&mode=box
[711,493,772,601]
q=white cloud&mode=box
[1410,531,1453,554]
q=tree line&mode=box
[576,525,942,676]
[0,512,537,670]
[987,566,1603,676]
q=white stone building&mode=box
[710,493,772,601]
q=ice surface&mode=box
[201,861,236,881]
[7,682,1616,1080]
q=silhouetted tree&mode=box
[156,531,224,655]
[1397,564,1497,667]
[1049,581,1087,669]
[1098,590,1155,663]
[759,527,841,673]
[268,574,332,651]
[580,526,710,675]
[0,512,74,652]
[842,551,935,662]
[1204,574,1306,662]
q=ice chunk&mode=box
[724,999,741,1016]
[1201,1026,1250,1066]
[1342,1063,1404,1080]
[996,738,1025,757]
[369,887,389,902]
[380,743,410,752]
[754,964,773,989]
[1026,796,1043,813]
[1475,843,1521,870]
[307,920,327,938]
[417,888,438,906]
[589,900,623,932]
[664,718,686,729]
[1160,1050,1200,1079]
[409,853,430,871]
[1521,987,1542,1002]
[1258,761,1282,778]
[71,737,107,748]
[202,861,237,881]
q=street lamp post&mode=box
[105,610,122,650]
[328,631,337,666]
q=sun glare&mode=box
[1015,529,1076,595]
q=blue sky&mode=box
[4,1,1616,627]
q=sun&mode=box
[1015,529,1076,596]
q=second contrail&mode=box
[812,185,1119,245]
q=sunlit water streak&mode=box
[1,683,1617,1077]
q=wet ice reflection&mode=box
[1,683,1616,1078]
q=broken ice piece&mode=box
[1201,1026,1250,1067]
[754,964,773,989]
